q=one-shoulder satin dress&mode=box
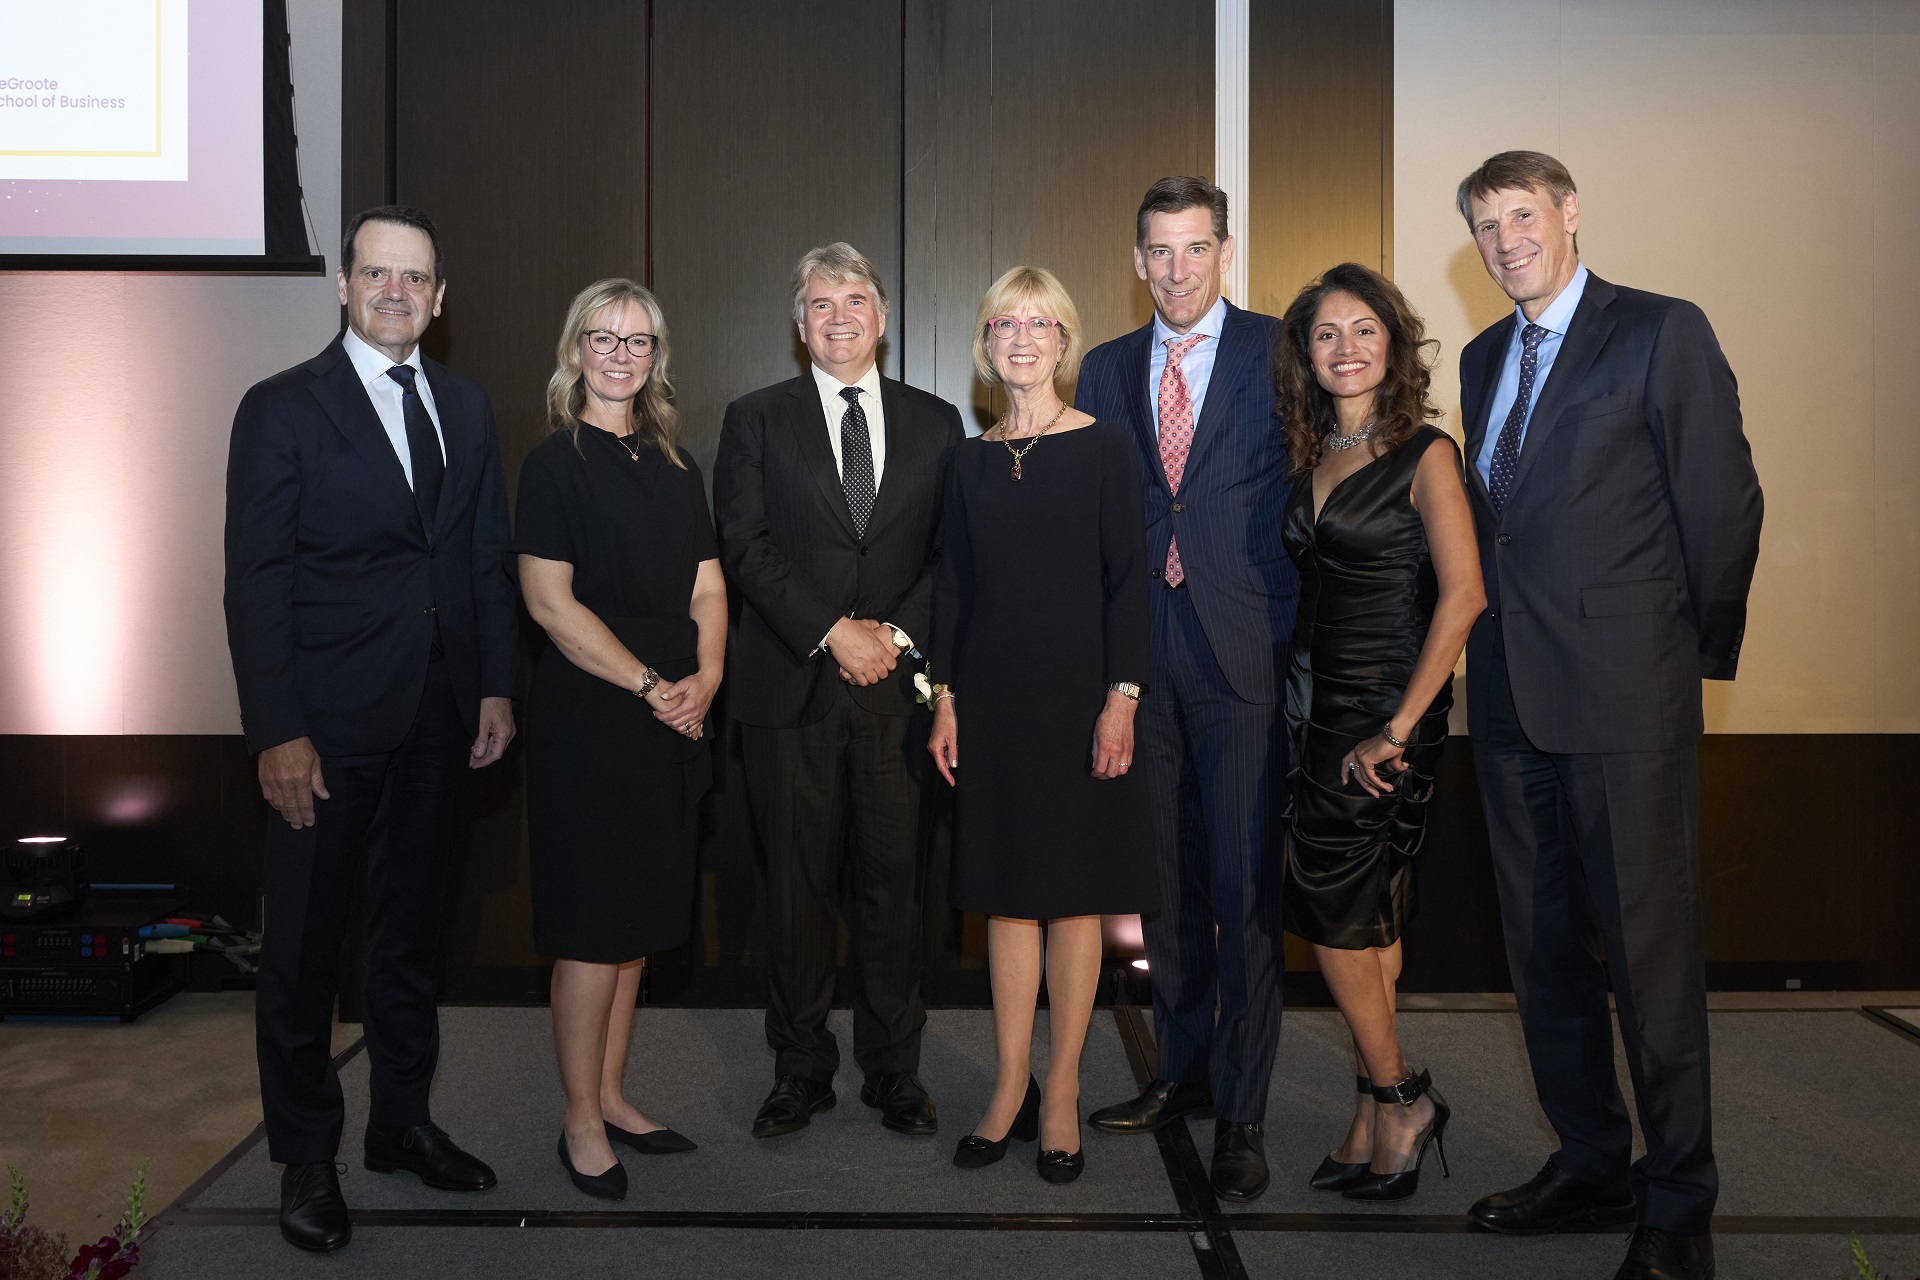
[1281,426,1456,949]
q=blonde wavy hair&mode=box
[972,266,1084,388]
[545,278,683,467]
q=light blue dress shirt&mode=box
[1147,295,1228,435]
[1474,263,1590,487]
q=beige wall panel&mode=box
[1395,0,1920,734]
[0,2,343,735]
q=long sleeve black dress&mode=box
[929,420,1156,919]
[512,424,717,963]
[1281,426,1456,949]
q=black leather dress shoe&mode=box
[1210,1121,1270,1202]
[1614,1226,1714,1280]
[363,1121,497,1192]
[1087,1078,1213,1135]
[861,1072,938,1136]
[1468,1161,1637,1235]
[753,1074,837,1138]
[279,1162,350,1253]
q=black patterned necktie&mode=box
[385,364,445,531]
[838,385,876,538]
[1487,323,1546,514]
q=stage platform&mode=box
[147,1005,1920,1278]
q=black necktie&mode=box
[838,386,876,538]
[1488,323,1547,514]
[385,364,445,533]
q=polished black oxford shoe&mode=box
[279,1162,350,1252]
[1210,1121,1270,1202]
[363,1121,497,1192]
[861,1072,938,1136]
[1087,1078,1213,1135]
[1469,1161,1637,1234]
[1614,1225,1715,1280]
[752,1074,837,1138]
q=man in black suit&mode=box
[1076,178,1298,1201]
[714,242,963,1142]
[224,207,519,1252]
[1454,152,1762,1280]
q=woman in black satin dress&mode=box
[1274,263,1484,1203]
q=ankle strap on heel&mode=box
[1369,1068,1432,1107]
[1355,1075,1372,1094]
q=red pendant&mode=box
[1010,459,1023,481]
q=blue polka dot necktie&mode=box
[1488,323,1547,515]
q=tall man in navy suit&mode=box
[225,207,519,1253]
[1453,153,1761,1280]
[1077,177,1297,1201]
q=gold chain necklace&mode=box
[994,400,1067,481]
[613,430,643,462]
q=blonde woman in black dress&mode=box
[1275,263,1484,1202]
[928,266,1154,1184]
[515,279,726,1200]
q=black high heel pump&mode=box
[1342,1069,1450,1203]
[953,1076,1040,1169]
[1036,1095,1085,1185]
[1308,1075,1374,1192]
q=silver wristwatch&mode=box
[1109,681,1143,701]
[633,667,660,698]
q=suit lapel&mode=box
[789,375,858,540]
[306,337,419,527]
[1506,275,1617,502]
[865,378,912,537]
[1121,325,1168,491]
[1462,316,1511,511]
[421,355,468,537]
[1181,302,1254,481]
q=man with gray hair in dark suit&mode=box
[1454,150,1761,1280]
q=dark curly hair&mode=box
[1275,262,1441,476]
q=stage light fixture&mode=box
[4,835,90,920]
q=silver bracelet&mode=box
[1381,726,1408,749]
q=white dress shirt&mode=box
[1147,295,1228,434]
[342,327,445,488]
[811,360,887,487]
[807,360,911,654]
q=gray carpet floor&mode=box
[151,1004,1920,1279]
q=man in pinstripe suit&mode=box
[1077,177,1298,1202]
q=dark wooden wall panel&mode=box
[1247,0,1392,316]
[906,0,1212,430]
[394,0,649,498]
[650,0,904,477]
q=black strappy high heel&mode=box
[1342,1069,1451,1203]
[1309,1075,1374,1191]
[953,1076,1040,1169]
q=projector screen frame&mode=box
[0,0,326,276]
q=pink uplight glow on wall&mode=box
[0,275,130,733]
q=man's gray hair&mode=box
[791,242,890,325]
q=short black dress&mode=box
[512,425,717,963]
[1281,426,1456,950]
[929,421,1156,919]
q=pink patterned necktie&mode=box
[1158,333,1206,586]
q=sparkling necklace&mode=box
[1326,421,1377,453]
[994,400,1068,481]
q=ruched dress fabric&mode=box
[512,425,717,964]
[929,421,1156,920]
[1281,426,1456,950]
